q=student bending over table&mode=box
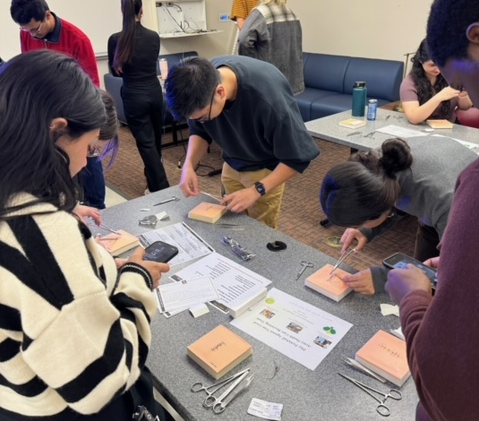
[165,55,319,229]
[400,38,472,124]
[319,136,476,295]
[0,51,172,421]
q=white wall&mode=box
[1,0,435,86]
[289,0,433,62]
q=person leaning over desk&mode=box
[400,38,472,124]
[385,0,479,419]
[165,55,320,229]
[319,136,476,295]
[0,50,172,421]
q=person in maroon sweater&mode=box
[10,0,105,209]
[385,1,479,420]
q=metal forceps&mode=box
[212,373,254,414]
[203,370,249,411]
[328,248,356,280]
[191,368,249,407]
[153,196,180,206]
[338,373,402,417]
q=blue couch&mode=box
[104,51,198,126]
[296,52,404,122]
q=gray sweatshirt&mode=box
[361,135,478,291]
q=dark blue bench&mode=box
[295,52,404,121]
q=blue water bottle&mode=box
[352,81,367,117]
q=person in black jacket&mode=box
[108,0,169,193]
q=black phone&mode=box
[383,252,437,288]
[143,241,179,263]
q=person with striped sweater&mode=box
[0,50,172,420]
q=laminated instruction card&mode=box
[231,288,353,370]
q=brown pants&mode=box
[221,163,285,229]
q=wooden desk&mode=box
[305,108,479,151]
[101,186,418,420]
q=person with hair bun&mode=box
[320,136,476,294]
[400,39,472,124]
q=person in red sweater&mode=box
[10,0,105,209]
[385,1,479,420]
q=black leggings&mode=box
[414,222,440,262]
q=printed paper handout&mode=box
[170,252,271,314]
[140,222,214,266]
[155,276,219,314]
[231,288,353,370]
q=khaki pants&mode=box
[221,163,285,229]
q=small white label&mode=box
[247,398,283,420]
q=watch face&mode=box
[255,182,266,196]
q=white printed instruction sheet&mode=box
[140,222,214,266]
[231,288,353,370]
[375,124,424,138]
[169,252,271,310]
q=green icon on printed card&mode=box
[265,298,275,305]
[323,326,336,335]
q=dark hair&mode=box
[0,50,106,219]
[165,57,220,121]
[113,0,142,72]
[98,90,119,169]
[10,0,49,25]
[427,0,479,67]
[319,138,413,227]
[410,39,450,119]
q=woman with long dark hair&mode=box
[0,50,171,420]
[108,0,169,193]
[400,39,472,124]
[320,136,476,295]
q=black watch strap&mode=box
[254,181,266,196]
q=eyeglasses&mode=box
[192,88,216,124]
[20,18,44,36]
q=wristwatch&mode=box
[254,181,266,196]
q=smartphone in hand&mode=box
[143,241,179,263]
[383,252,437,288]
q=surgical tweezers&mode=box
[329,248,356,279]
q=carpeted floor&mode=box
[104,125,417,272]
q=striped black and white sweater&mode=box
[0,195,157,419]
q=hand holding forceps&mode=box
[191,368,250,408]
[338,373,402,417]
[328,248,356,280]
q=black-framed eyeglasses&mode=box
[192,87,216,124]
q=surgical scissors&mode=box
[328,248,356,280]
[338,373,402,417]
[191,368,250,407]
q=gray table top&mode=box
[101,186,418,421]
[306,108,479,150]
